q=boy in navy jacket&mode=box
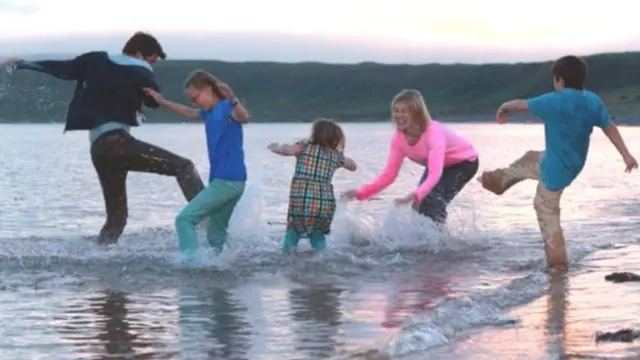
[1,32,205,244]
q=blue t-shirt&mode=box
[199,100,247,182]
[526,89,612,191]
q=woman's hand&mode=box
[341,189,358,200]
[394,192,416,205]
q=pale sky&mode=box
[0,0,638,63]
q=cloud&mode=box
[0,0,38,14]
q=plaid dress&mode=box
[287,143,345,237]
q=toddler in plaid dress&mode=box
[268,118,357,253]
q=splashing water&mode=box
[0,123,638,359]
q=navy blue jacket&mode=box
[15,51,160,132]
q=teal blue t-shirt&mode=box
[526,89,612,191]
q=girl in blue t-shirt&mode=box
[144,70,250,257]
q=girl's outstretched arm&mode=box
[342,157,357,171]
[143,88,199,120]
[268,142,303,156]
[159,99,199,119]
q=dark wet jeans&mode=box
[413,159,479,225]
[90,130,205,244]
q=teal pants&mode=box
[175,179,245,254]
[282,228,327,253]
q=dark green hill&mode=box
[2,51,640,123]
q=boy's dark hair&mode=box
[122,32,166,60]
[310,118,345,151]
[551,55,587,90]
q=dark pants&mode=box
[412,158,479,225]
[90,130,205,244]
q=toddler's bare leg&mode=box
[479,150,542,195]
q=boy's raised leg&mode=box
[479,150,542,195]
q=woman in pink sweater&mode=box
[343,89,479,226]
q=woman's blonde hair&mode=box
[183,69,227,100]
[390,89,432,132]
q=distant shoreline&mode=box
[3,51,640,125]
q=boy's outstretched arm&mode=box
[268,142,303,156]
[496,99,528,123]
[602,123,638,172]
[1,54,89,81]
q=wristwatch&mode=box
[229,96,239,107]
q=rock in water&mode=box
[604,272,640,283]
[595,329,640,342]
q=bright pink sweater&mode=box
[356,121,478,202]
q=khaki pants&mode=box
[480,151,568,269]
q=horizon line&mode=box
[9,49,639,67]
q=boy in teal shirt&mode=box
[479,55,637,271]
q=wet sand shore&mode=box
[426,245,640,360]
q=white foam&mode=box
[338,243,601,359]
[0,180,488,272]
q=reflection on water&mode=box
[429,246,640,360]
[35,271,464,360]
[0,124,639,359]
[545,273,568,357]
[24,259,636,360]
[56,289,179,359]
[289,283,343,359]
[382,274,450,329]
[178,282,253,360]
[92,291,137,356]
